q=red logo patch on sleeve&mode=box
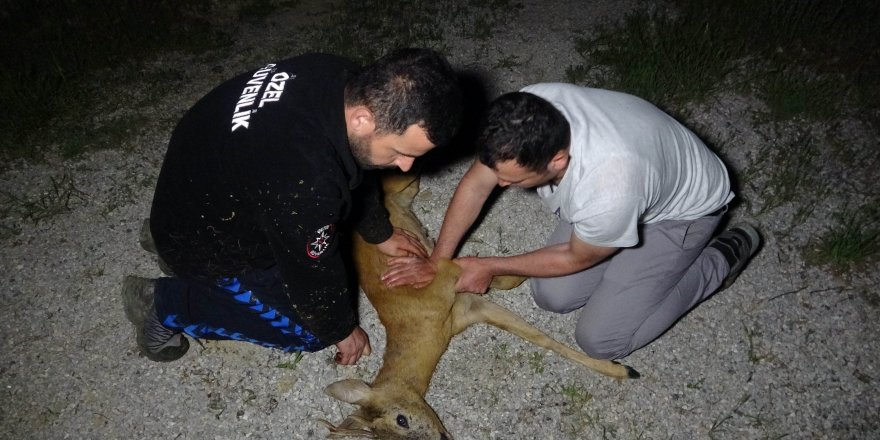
[306,224,335,259]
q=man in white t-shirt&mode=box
[382,84,761,360]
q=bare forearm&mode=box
[478,242,615,279]
[432,161,498,260]
[432,198,481,260]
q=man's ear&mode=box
[548,149,570,172]
[346,105,376,136]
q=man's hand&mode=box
[334,326,372,365]
[382,256,438,288]
[376,227,429,258]
[453,256,495,294]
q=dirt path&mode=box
[1,1,877,438]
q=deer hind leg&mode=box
[460,295,640,380]
[488,275,527,291]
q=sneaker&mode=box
[138,219,174,276]
[121,275,189,362]
[709,224,761,292]
[138,219,158,254]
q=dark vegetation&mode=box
[565,0,879,271]
[1,0,876,269]
[0,0,292,158]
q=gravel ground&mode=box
[1,1,878,439]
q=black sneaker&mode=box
[138,219,158,254]
[709,224,761,292]
[138,219,174,276]
[121,276,189,362]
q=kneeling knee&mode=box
[575,328,632,361]
[529,278,575,313]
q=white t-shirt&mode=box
[524,83,734,248]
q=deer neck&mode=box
[371,326,451,395]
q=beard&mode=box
[348,132,383,170]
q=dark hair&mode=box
[477,92,570,171]
[345,48,462,148]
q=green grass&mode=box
[275,351,305,369]
[708,393,751,439]
[494,54,524,71]
[741,129,830,220]
[742,322,767,365]
[312,0,523,64]
[807,204,880,270]
[2,174,88,224]
[568,9,739,113]
[686,377,705,390]
[756,66,848,123]
[528,351,545,373]
[568,0,879,120]
[561,383,593,405]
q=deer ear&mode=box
[325,379,373,404]
[320,413,376,438]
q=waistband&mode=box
[707,205,728,217]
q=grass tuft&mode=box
[756,66,848,123]
[3,174,88,224]
[807,204,880,270]
[742,130,830,220]
[561,383,593,405]
[708,393,751,439]
[528,351,545,373]
[312,0,523,64]
[275,351,305,369]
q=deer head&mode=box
[322,379,451,439]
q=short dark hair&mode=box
[478,92,570,171]
[345,48,462,148]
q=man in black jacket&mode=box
[122,48,462,365]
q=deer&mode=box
[321,172,639,439]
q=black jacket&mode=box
[150,54,392,346]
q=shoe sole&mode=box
[716,224,761,293]
[138,219,175,276]
[121,275,154,357]
[121,275,152,329]
[121,276,190,362]
[139,219,157,254]
[142,333,190,362]
[735,224,761,258]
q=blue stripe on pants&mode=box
[153,268,324,353]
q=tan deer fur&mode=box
[321,173,639,439]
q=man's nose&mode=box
[395,156,415,172]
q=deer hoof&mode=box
[624,365,641,379]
